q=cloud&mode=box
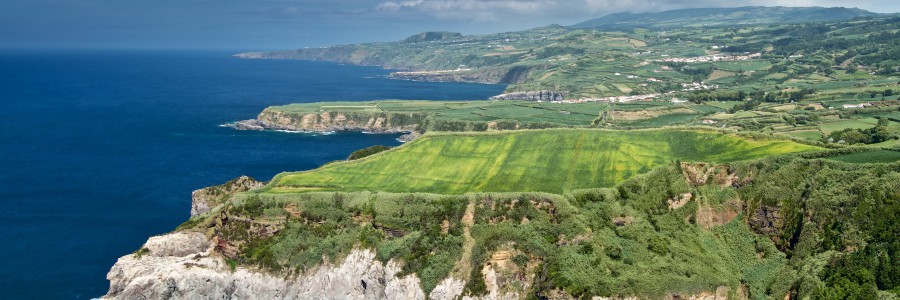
[372,0,896,23]
[376,0,557,22]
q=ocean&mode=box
[0,49,505,299]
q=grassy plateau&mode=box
[268,129,820,194]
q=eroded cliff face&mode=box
[105,232,412,299]
[388,67,514,85]
[229,109,428,134]
[103,232,528,300]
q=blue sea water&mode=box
[0,50,505,299]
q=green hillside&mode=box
[571,6,879,29]
[238,13,900,104]
[268,129,820,194]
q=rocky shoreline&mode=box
[224,119,411,134]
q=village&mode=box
[653,52,762,63]
[546,82,719,103]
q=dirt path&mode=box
[451,200,476,278]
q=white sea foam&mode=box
[274,129,306,134]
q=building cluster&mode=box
[548,93,665,103]
[681,82,719,91]
[841,103,872,109]
[540,80,719,104]
[654,53,761,63]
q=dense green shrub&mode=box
[347,145,391,160]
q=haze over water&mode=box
[0,50,505,299]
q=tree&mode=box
[824,118,897,144]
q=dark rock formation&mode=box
[225,119,266,131]
[748,205,784,239]
[388,67,511,85]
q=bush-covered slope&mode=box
[269,129,820,194]
[177,151,900,299]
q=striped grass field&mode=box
[269,129,821,194]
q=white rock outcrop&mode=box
[103,231,511,300]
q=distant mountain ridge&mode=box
[402,31,463,43]
[572,6,881,29]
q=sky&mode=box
[1,0,899,50]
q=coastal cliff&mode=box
[228,108,428,134]
[224,101,578,136]
[489,90,568,101]
[103,158,770,300]
[103,231,535,300]
[104,177,533,300]
[105,235,439,300]
[103,129,900,299]
[388,67,513,85]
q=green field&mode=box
[269,129,820,194]
[824,149,900,163]
[784,130,823,140]
[617,113,701,128]
[819,118,880,134]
